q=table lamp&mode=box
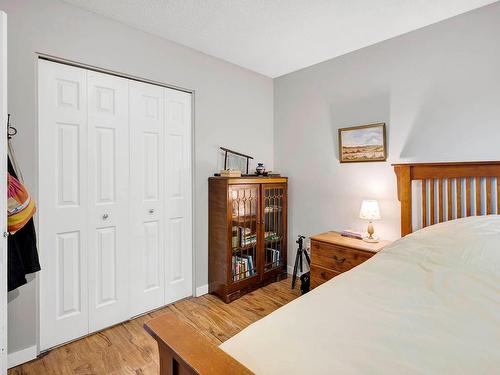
[359,200,381,243]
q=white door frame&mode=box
[0,10,7,375]
[35,54,197,353]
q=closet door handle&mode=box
[102,214,109,220]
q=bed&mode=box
[145,161,500,374]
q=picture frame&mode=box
[338,123,387,163]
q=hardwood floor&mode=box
[9,278,300,375]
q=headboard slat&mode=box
[466,178,472,217]
[457,179,463,218]
[393,162,500,236]
[475,177,481,215]
[486,177,492,214]
[438,179,444,223]
[447,179,452,221]
[422,181,427,228]
[430,180,435,225]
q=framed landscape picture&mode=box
[338,123,387,163]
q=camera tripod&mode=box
[291,235,311,290]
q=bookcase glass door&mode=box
[263,185,286,272]
[230,186,259,283]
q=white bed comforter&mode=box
[220,216,500,374]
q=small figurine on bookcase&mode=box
[255,163,266,175]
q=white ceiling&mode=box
[63,0,497,77]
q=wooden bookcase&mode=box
[209,176,288,303]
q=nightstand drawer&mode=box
[311,240,373,273]
[310,264,340,287]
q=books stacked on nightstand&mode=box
[341,229,363,240]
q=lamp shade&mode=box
[359,200,381,220]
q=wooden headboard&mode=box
[393,161,500,236]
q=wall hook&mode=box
[7,114,17,139]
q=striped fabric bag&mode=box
[7,172,36,234]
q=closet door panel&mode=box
[164,89,192,304]
[87,71,130,332]
[39,60,89,350]
[39,61,194,348]
[129,81,166,316]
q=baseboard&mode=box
[287,265,300,276]
[197,269,298,295]
[195,284,208,297]
[287,265,310,276]
[8,345,37,369]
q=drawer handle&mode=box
[149,209,155,214]
[320,272,327,278]
[102,214,109,220]
[332,255,346,263]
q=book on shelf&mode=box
[231,226,239,248]
[240,227,252,236]
[240,235,256,247]
[232,203,256,217]
[264,231,280,241]
[264,205,281,213]
[232,256,242,281]
[232,254,255,281]
[341,229,363,240]
[266,248,281,264]
[239,227,257,247]
[242,254,254,276]
[235,229,280,248]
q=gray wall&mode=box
[274,3,500,266]
[5,0,500,360]
[1,0,273,354]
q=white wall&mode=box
[274,3,500,265]
[0,0,273,355]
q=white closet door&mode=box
[164,89,192,303]
[39,60,194,349]
[129,81,166,316]
[39,60,89,350]
[87,71,130,332]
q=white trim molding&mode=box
[0,11,7,375]
[195,284,208,297]
[8,345,37,369]
[288,265,302,276]
[287,264,310,277]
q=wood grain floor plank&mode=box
[8,279,298,375]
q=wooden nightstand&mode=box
[309,231,392,289]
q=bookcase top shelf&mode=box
[209,176,287,185]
